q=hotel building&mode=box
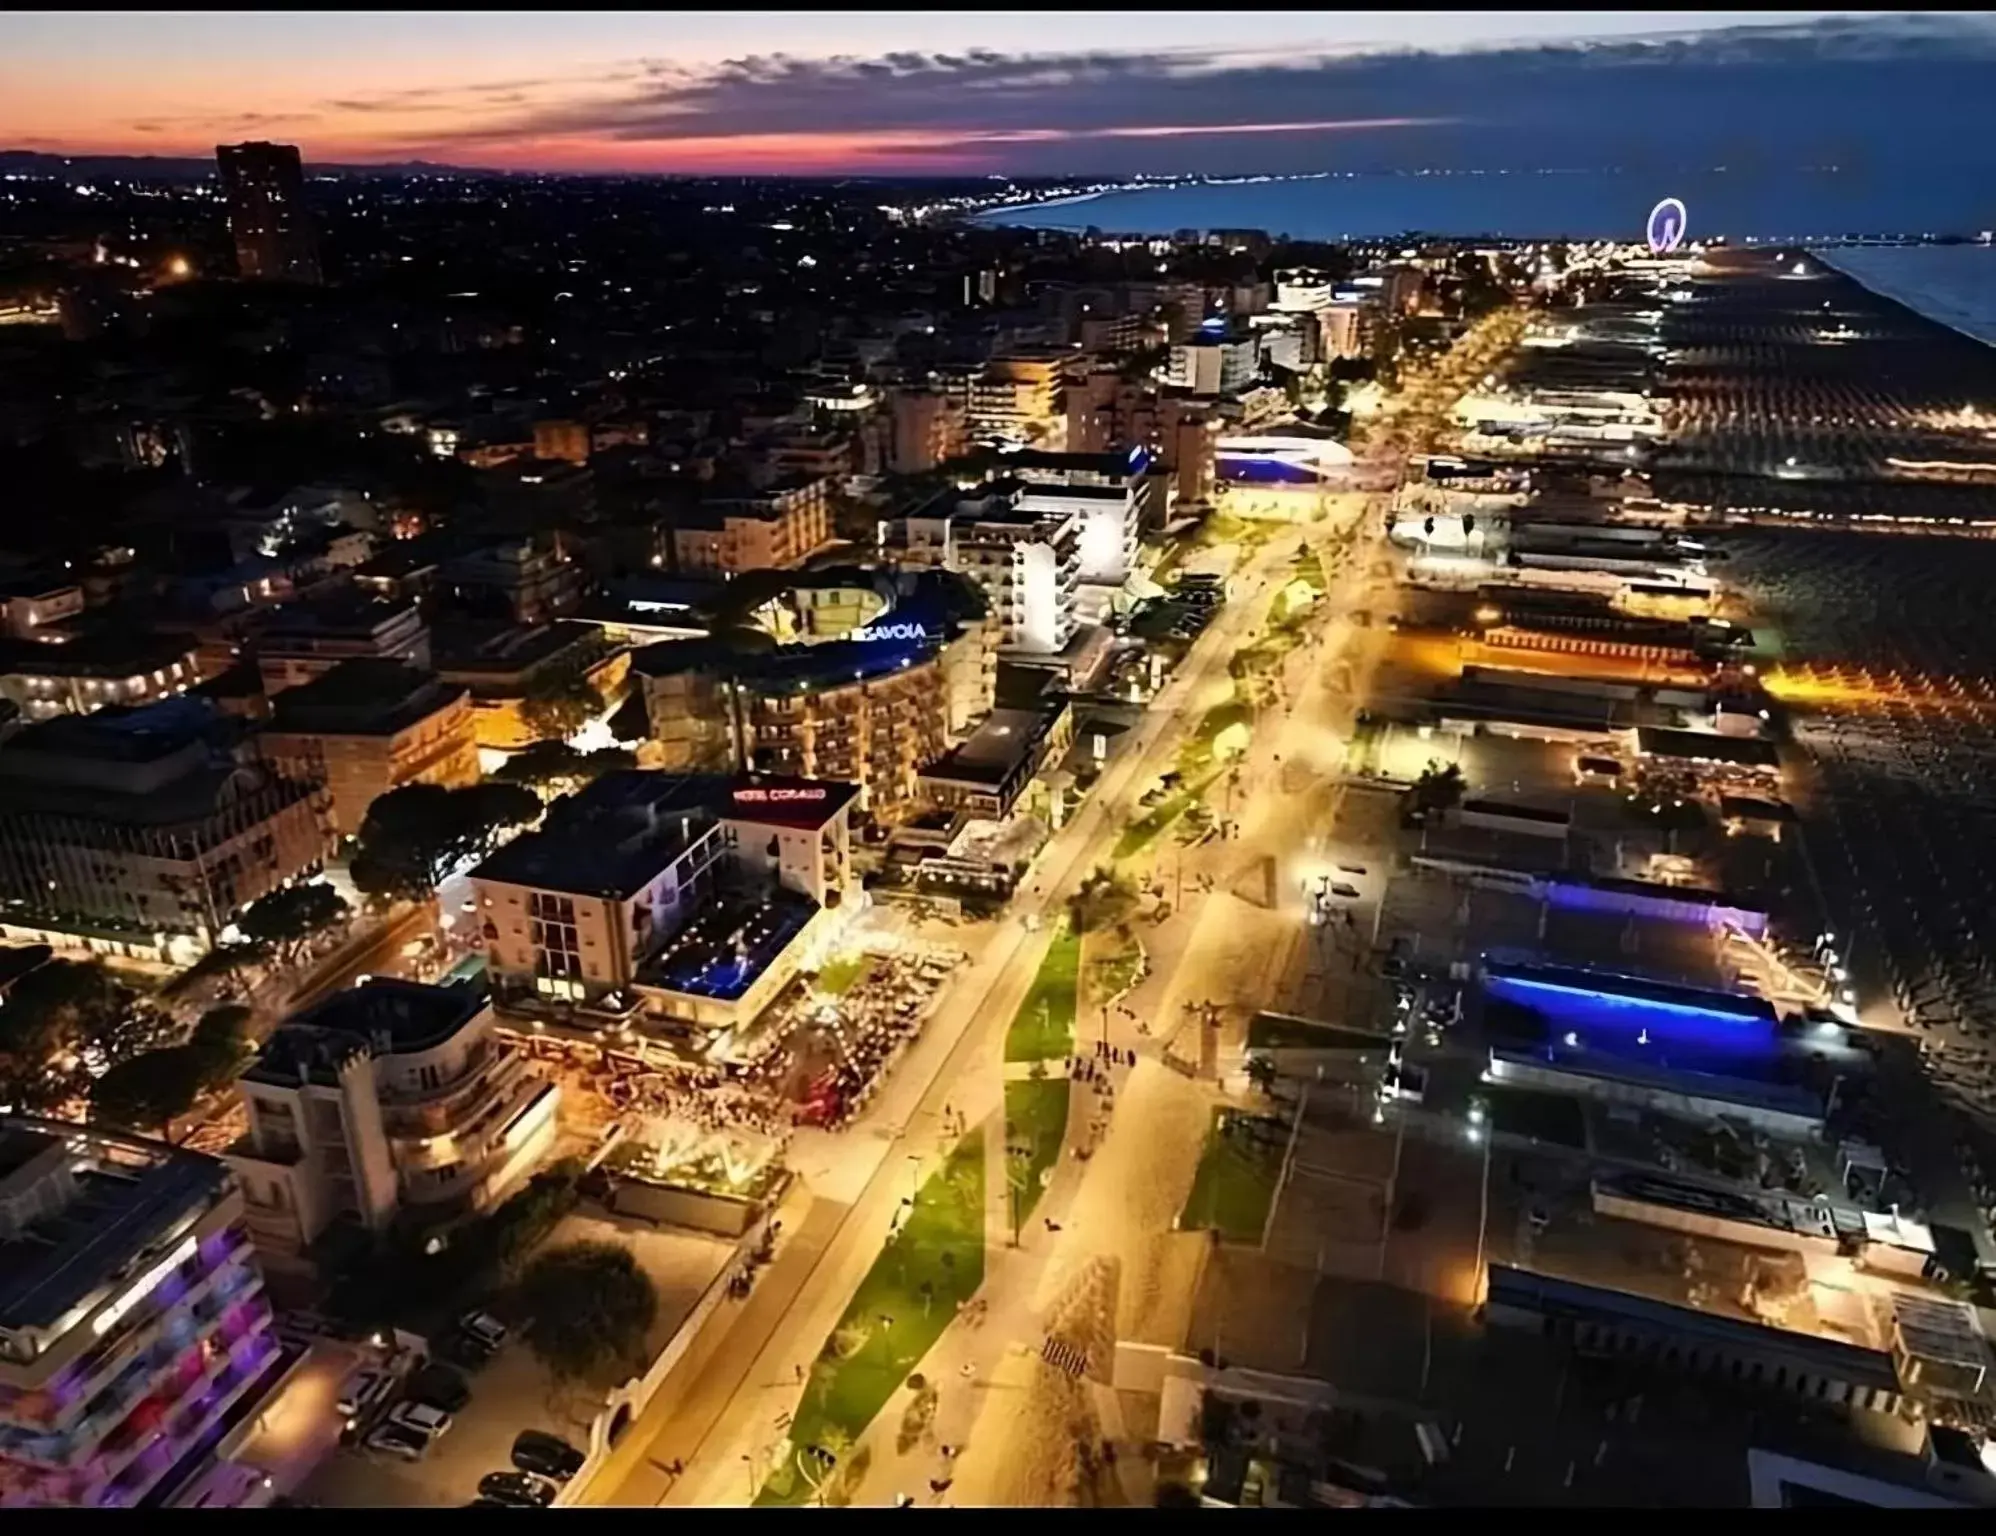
[899,485,1081,654]
[631,569,996,820]
[470,772,859,1028]
[0,1118,281,1509]
[432,619,629,754]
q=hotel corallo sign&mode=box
[734,787,828,804]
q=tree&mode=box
[1245,1055,1278,1099]
[91,1046,206,1135]
[1409,759,1466,818]
[186,1004,254,1088]
[1068,867,1138,935]
[516,1240,658,1383]
[350,782,544,902]
[236,881,350,964]
[494,741,636,797]
[0,959,126,1110]
[519,675,603,744]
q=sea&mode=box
[974,168,1996,349]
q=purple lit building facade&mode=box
[0,1118,280,1508]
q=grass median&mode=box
[1114,769,1223,860]
[1003,1075,1071,1230]
[757,1135,987,1506]
[1003,922,1080,1062]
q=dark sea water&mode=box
[1810,245,1996,350]
[976,169,1996,351]
[974,167,1994,245]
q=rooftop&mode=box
[0,629,195,680]
[245,976,489,1085]
[922,707,1058,786]
[1635,727,1781,769]
[432,618,610,683]
[258,589,420,642]
[0,696,219,769]
[474,771,855,898]
[0,1117,232,1337]
[265,659,466,738]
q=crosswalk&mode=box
[1040,1337,1090,1379]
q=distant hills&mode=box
[0,149,494,181]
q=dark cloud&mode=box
[396,14,1996,178]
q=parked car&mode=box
[438,1332,494,1372]
[336,1368,393,1423]
[478,1471,558,1508]
[459,1310,508,1353]
[389,1401,455,1441]
[511,1430,585,1482]
[366,1422,432,1462]
[406,1363,471,1414]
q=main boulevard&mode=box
[582,308,1527,1509]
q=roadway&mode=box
[581,472,1330,1509]
[580,305,1527,1510]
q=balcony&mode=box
[7,1229,258,1447]
[98,1326,281,1509]
[0,1269,267,1475]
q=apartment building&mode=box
[0,1118,281,1509]
[0,633,203,722]
[256,660,479,836]
[470,772,858,1010]
[1166,322,1261,398]
[225,979,558,1270]
[438,540,585,625]
[887,387,970,475]
[252,591,429,697]
[967,352,1067,445]
[1161,397,1223,509]
[0,700,333,955]
[671,476,832,576]
[432,619,629,753]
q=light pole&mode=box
[1468,1106,1493,1312]
[1005,1142,1031,1249]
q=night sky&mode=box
[3,11,1990,179]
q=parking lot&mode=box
[301,1211,733,1508]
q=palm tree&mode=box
[1411,759,1466,816]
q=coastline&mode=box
[1807,245,1996,352]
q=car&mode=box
[407,1362,471,1414]
[511,1430,585,1482]
[389,1400,455,1440]
[437,1331,495,1371]
[459,1310,508,1351]
[1329,882,1362,901]
[478,1471,558,1508]
[366,1422,433,1462]
[336,1368,393,1423]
